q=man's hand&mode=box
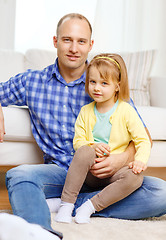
[0,104,5,142]
[90,141,136,179]
[90,152,128,179]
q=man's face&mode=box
[53,18,94,72]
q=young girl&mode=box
[55,53,151,224]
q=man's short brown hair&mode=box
[56,13,92,37]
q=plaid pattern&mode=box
[0,58,144,170]
[0,59,91,170]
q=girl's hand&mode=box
[129,160,147,174]
[92,143,110,157]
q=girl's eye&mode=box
[89,80,95,84]
[102,82,108,85]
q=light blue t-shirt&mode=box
[93,100,119,144]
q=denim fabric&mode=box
[6,164,166,229]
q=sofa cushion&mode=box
[148,141,166,167]
[25,49,57,70]
[121,50,155,106]
[0,141,43,165]
[0,49,25,82]
[137,106,166,140]
[2,106,34,142]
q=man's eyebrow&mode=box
[61,36,71,39]
[79,38,88,41]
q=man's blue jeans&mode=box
[6,164,166,230]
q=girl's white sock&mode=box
[75,199,95,224]
[55,201,74,223]
[46,198,61,213]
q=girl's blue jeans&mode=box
[6,164,166,230]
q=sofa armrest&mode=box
[150,76,166,108]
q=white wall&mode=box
[1,0,166,77]
[14,0,97,53]
[93,0,166,77]
[0,0,16,49]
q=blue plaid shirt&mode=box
[0,58,145,171]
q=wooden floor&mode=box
[0,171,11,210]
[0,166,166,210]
[144,167,166,181]
[0,166,16,210]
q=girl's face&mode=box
[88,66,119,109]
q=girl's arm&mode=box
[73,108,94,150]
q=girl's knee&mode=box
[125,168,143,189]
[74,145,96,165]
[76,145,95,156]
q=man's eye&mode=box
[64,38,70,42]
[79,40,86,44]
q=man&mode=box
[0,13,166,232]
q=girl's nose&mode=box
[94,84,100,91]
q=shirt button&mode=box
[63,105,66,108]
[71,152,74,156]
[62,125,65,128]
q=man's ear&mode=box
[53,36,58,48]
[89,39,94,52]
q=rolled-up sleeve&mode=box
[0,72,27,106]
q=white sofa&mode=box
[0,48,166,172]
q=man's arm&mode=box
[90,126,152,179]
[145,127,153,147]
[90,141,135,179]
[0,104,5,142]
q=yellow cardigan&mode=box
[73,101,151,164]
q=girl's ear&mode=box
[115,82,120,92]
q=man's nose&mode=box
[69,41,78,53]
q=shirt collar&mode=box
[51,58,87,86]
